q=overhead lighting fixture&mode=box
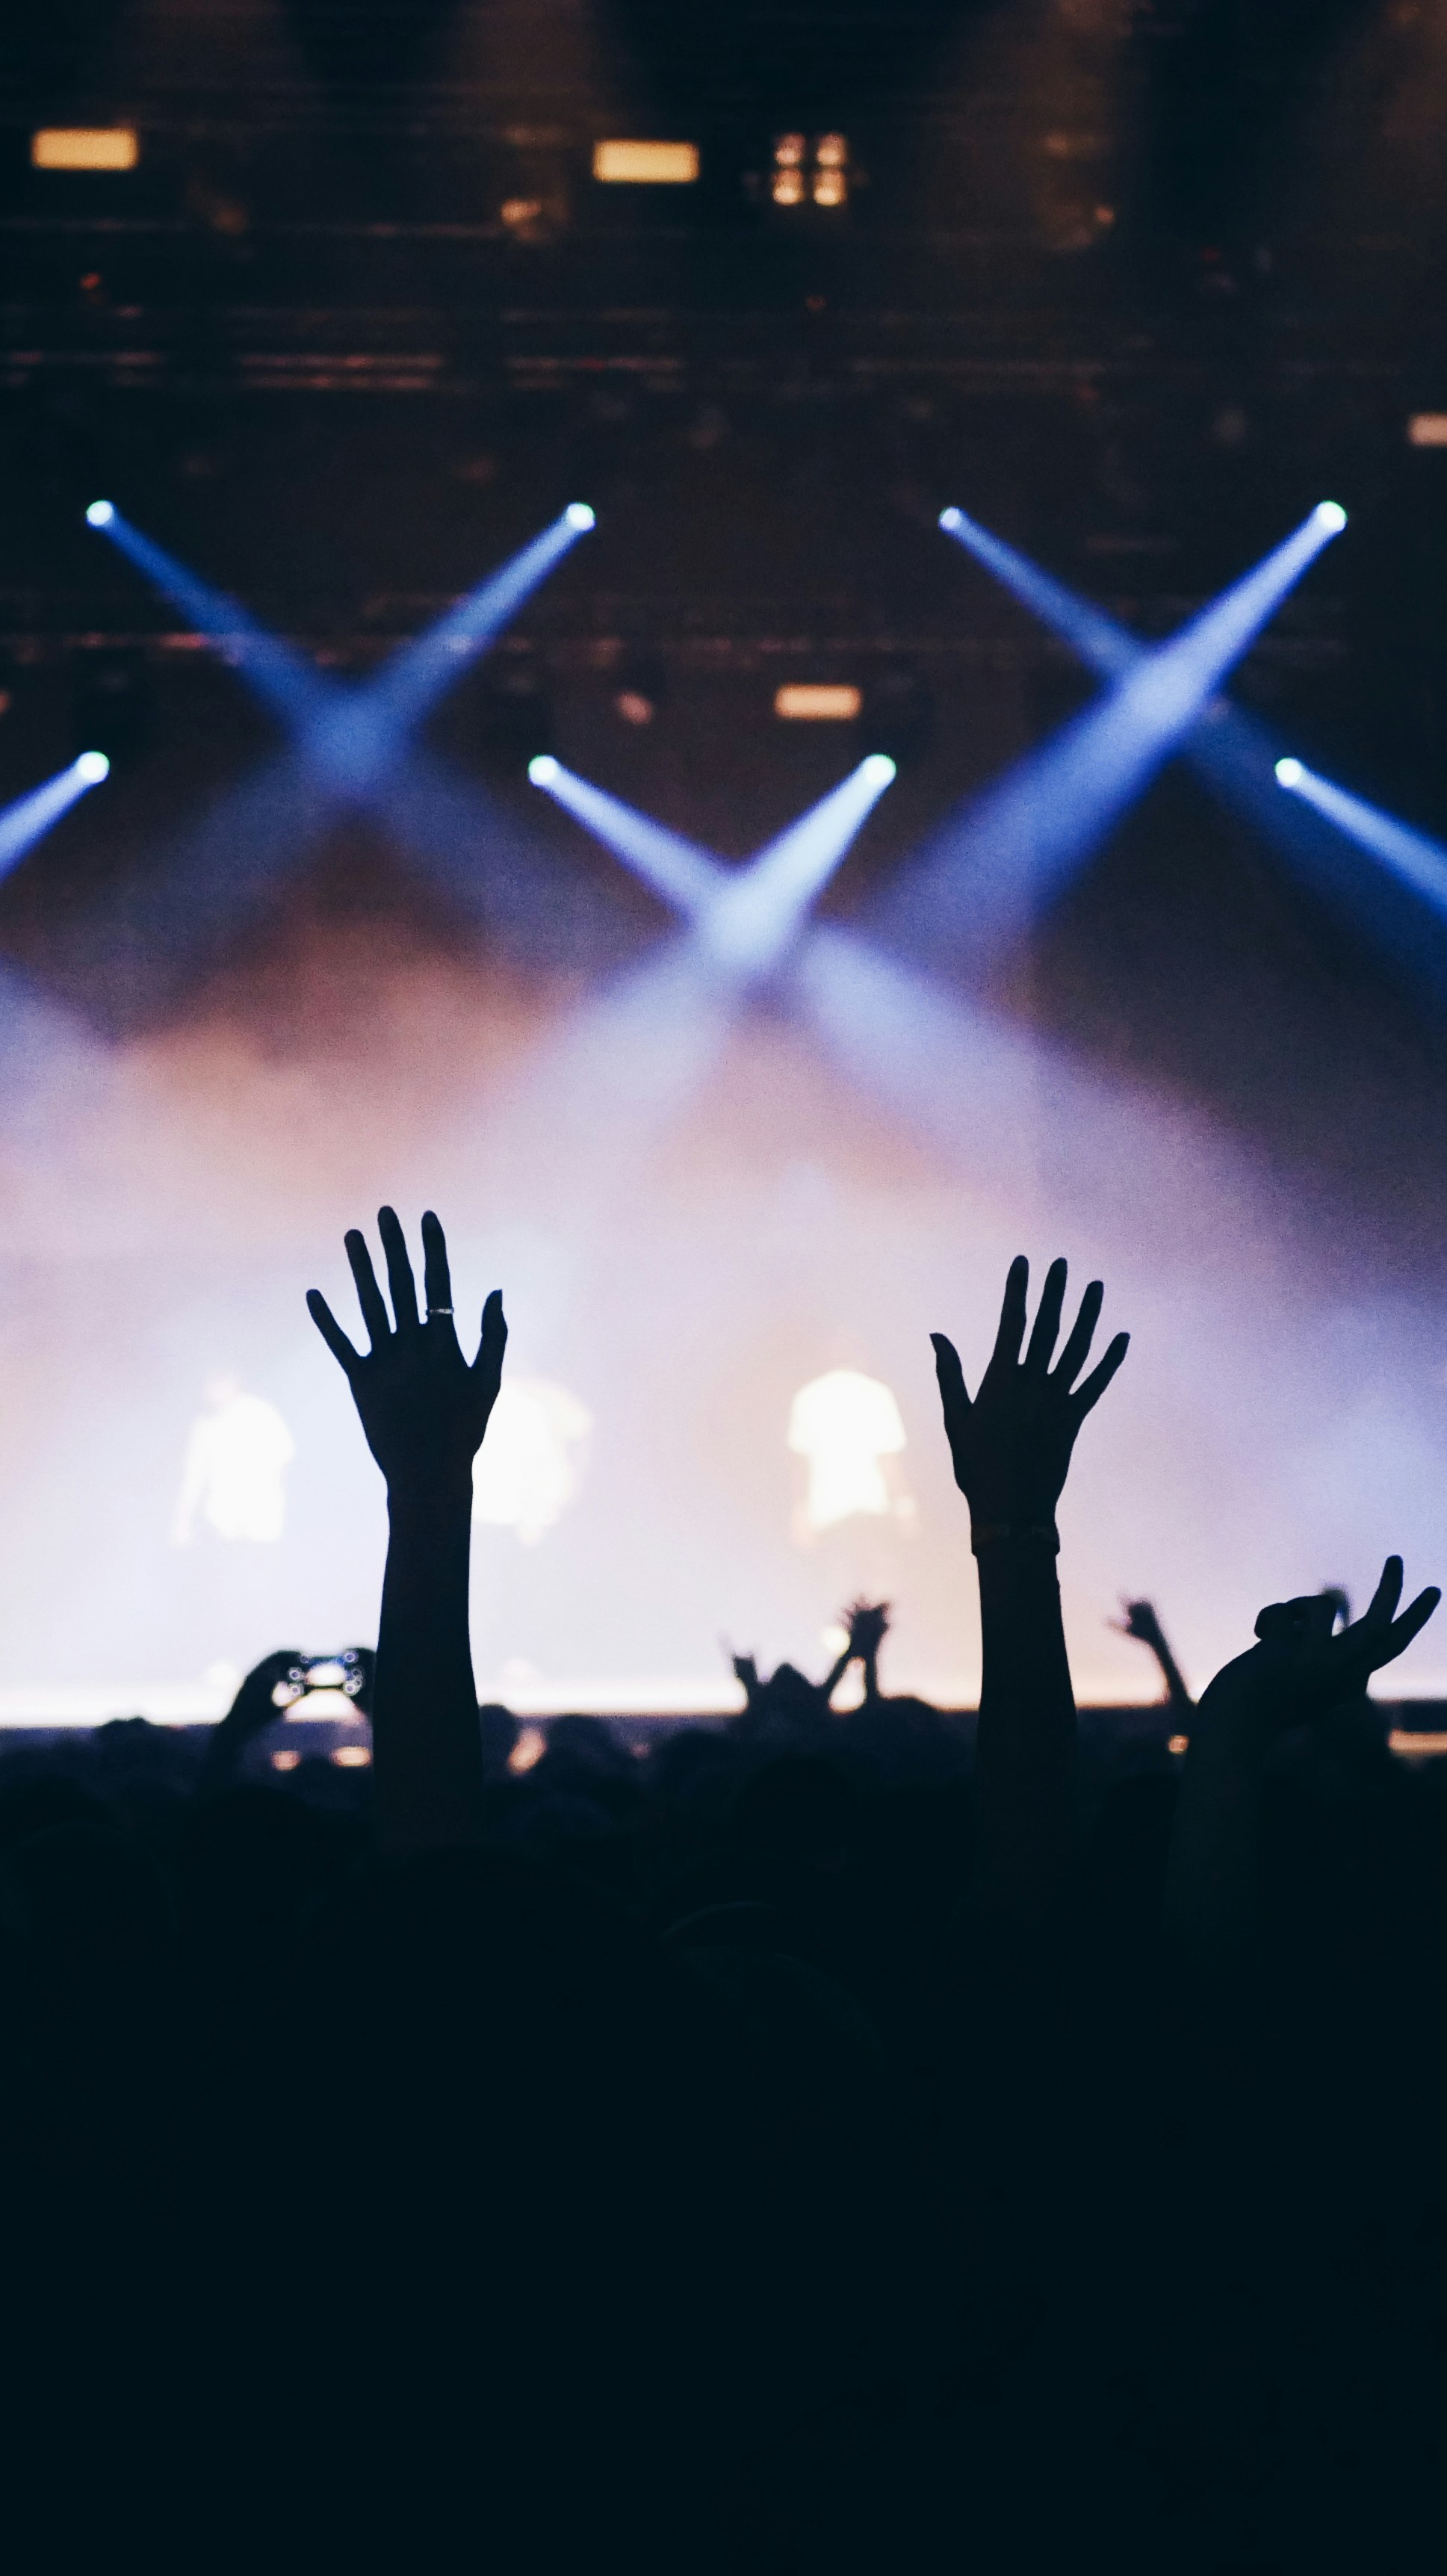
[775,684,862,722]
[592,140,699,185]
[772,133,849,211]
[31,127,139,172]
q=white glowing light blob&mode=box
[75,750,110,784]
[473,1378,592,1544]
[1275,757,1304,789]
[172,1381,296,1544]
[564,502,596,530]
[787,1369,907,1533]
[85,499,115,527]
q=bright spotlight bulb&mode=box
[861,753,897,786]
[528,754,560,787]
[938,507,964,532]
[75,750,110,783]
[564,502,596,531]
[1314,501,1348,533]
[1274,757,1304,790]
[85,499,115,528]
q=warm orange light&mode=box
[775,683,862,721]
[332,1744,372,1768]
[592,140,698,185]
[32,128,139,172]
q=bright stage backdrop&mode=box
[1,882,1446,1724]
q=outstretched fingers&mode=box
[930,1331,972,1428]
[1070,1329,1130,1419]
[345,1229,391,1350]
[1053,1278,1104,1391]
[1358,1555,1405,1633]
[1357,1558,1440,1667]
[307,1289,362,1376]
[473,1287,508,1390]
[421,1209,454,1325]
[1023,1257,1069,1377]
[990,1257,1030,1371]
[377,1204,421,1333]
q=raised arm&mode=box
[932,1255,1129,1945]
[1162,1558,1437,2025]
[1115,1599,1195,1715]
[308,1207,506,1858]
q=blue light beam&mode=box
[1276,757,1447,910]
[87,500,595,784]
[87,504,326,729]
[0,755,111,881]
[935,503,1447,990]
[529,755,896,976]
[311,507,595,790]
[914,503,1347,960]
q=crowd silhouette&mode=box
[2,1208,1445,2573]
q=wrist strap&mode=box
[971,1520,1060,1556]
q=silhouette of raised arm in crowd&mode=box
[932,1255,1129,1944]
[1162,1559,1438,2029]
[1114,1597,1194,1714]
[308,1207,506,1857]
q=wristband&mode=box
[970,1520,1060,1556]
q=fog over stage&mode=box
[2,854,1446,1727]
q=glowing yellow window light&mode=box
[31,127,140,171]
[592,140,699,185]
[775,683,862,722]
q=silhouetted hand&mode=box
[1113,1600,1168,1650]
[223,1648,307,1733]
[844,1600,890,1660]
[307,1207,506,1496]
[931,1255,1129,1539]
[1206,1558,1439,1730]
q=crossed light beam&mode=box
[528,750,897,977]
[933,501,1447,997]
[71,498,597,997]
[518,755,1276,1289]
[86,495,595,788]
[887,501,1348,967]
[0,752,110,884]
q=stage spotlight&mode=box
[529,754,561,786]
[938,507,964,533]
[861,755,897,787]
[1275,758,1304,789]
[565,503,596,531]
[0,753,111,878]
[908,501,1348,960]
[85,499,114,527]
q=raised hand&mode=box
[1209,1558,1439,1728]
[844,1600,890,1659]
[307,1207,506,1496]
[931,1255,1129,1546]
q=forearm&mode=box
[1161,1684,1267,2002]
[973,1539,1076,1936]
[374,1479,483,1857]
